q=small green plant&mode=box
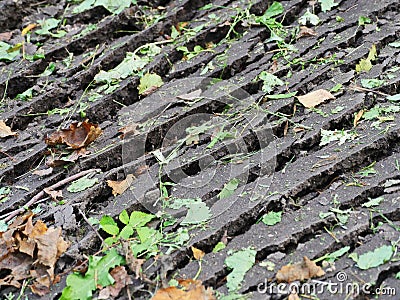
[256,71,284,93]
[177,45,214,60]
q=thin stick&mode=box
[349,85,389,97]
[77,207,104,244]
[2,168,101,221]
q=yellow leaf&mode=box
[22,24,37,36]
[191,246,205,260]
[353,109,364,127]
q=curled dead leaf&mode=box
[43,188,63,201]
[0,120,17,138]
[276,256,325,283]
[152,279,215,300]
[98,266,133,299]
[191,246,205,260]
[45,120,102,149]
[107,174,135,196]
[297,26,317,39]
[297,89,335,108]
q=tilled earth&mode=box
[0,0,400,299]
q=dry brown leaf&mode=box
[0,120,17,138]
[353,109,364,127]
[0,32,12,41]
[43,188,63,201]
[0,214,69,295]
[152,279,216,300]
[297,26,317,38]
[98,266,133,299]
[191,246,205,260]
[276,256,325,283]
[45,120,102,149]
[118,123,139,139]
[283,120,289,137]
[122,239,145,279]
[297,89,335,108]
[269,59,279,73]
[33,168,53,176]
[288,292,301,300]
[134,165,149,176]
[107,174,135,196]
[22,24,37,35]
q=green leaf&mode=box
[60,248,124,300]
[213,242,226,253]
[319,0,338,12]
[360,78,385,89]
[67,175,98,193]
[267,92,297,99]
[129,211,155,228]
[225,248,257,292]
[131,227,162,257]
[181,201,211,225]
[362,196,384,208]
[331,105,345,114]
[119,225,134,239]
[35,18,66,37]
[389,41,400,48]
[0,41,20,61]
[73,0,132,14]
[207,130,234,149]
[119,209,129,225]
[99,216,119,235]
[257,71,284,93]
[261,211,282,226]
[263,2,284,19]
[356,44,376,73]
[330,83,343,93]
[387,94,400,101]
[358,16,372,26]
[15,88,34,101]
[396,272,400,279]
[323,246,350,263]
[94,52,148,85]
[0,220,8,232]
[138,73,164,95]
[320,129,357,146]
[218,178,240,199]
[351,245,393,270]
[299,9,320,26]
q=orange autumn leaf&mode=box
[152,279,215,300]
[45,120,102,149]
[354,109,364,127]
[276,256,325,283]
[107,174,135,196]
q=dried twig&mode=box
[2,168,101,222]
[77,207,104,244]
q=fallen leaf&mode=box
[191,246,205,260]
[276,256,325,283]
[118,123,139,139]
[98,266,133,299]
[297,89,335,108]
[33,168,53,176]
[138,73,164,95]
[45,120,102,149]
[269,59,278,73]
[152,279,215,300]
[0,120,17,138]
[22,24,37,35]
[297,26,317,38]
[0,32,12,41]
[0,214,69,295]
[107,174,135,196]
[43,188,63,200]
[288,293,301,300]
[177,89,202,101]
[353,109,364,127]
[134,165,149,176]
